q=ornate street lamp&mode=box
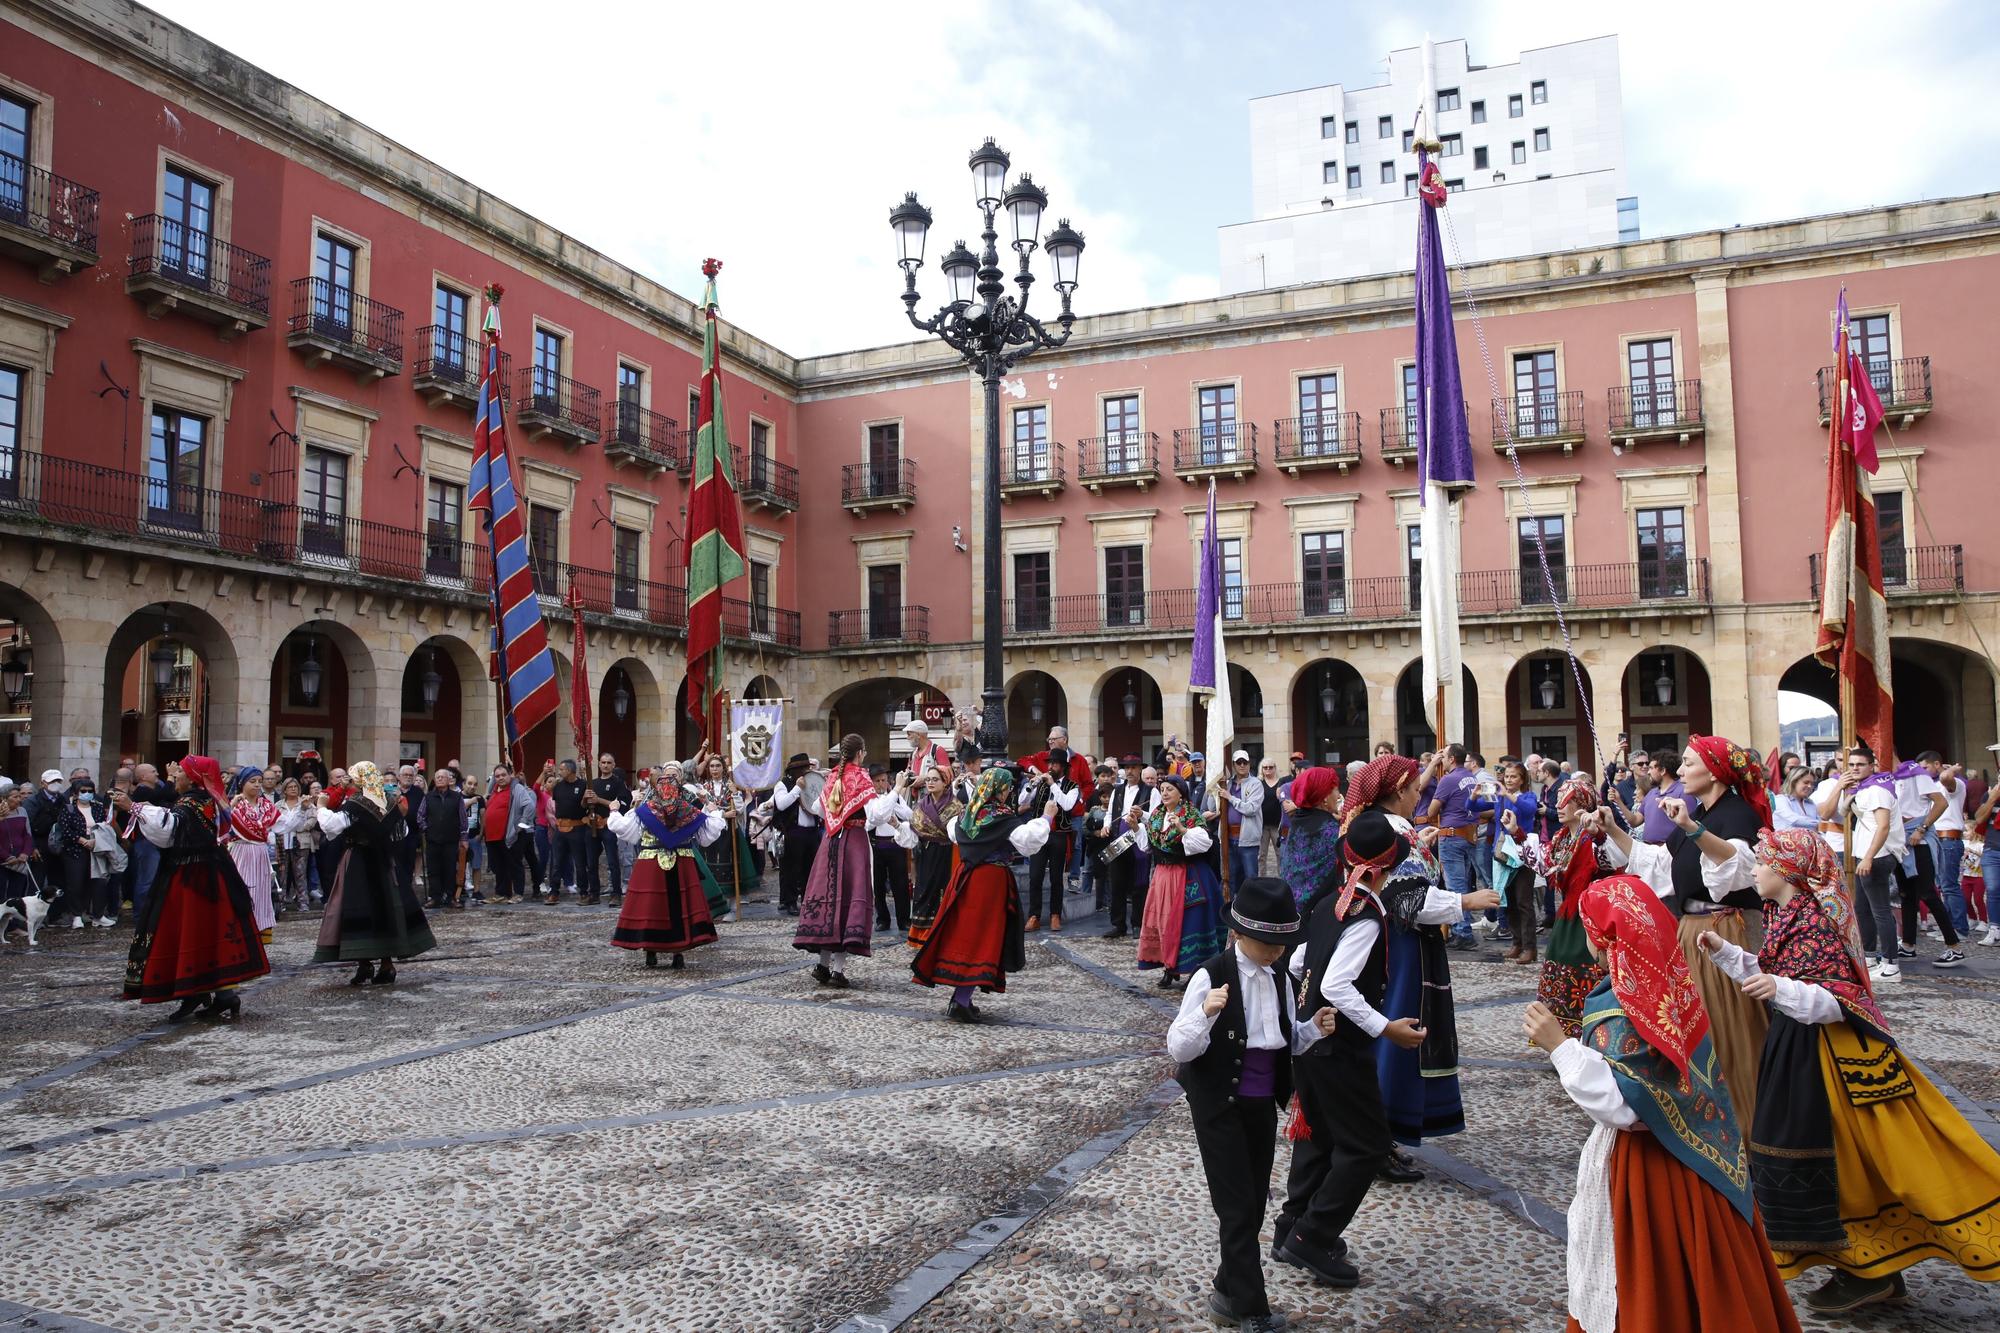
[891,140,1084,763]
[420,650,443,713]
[1652,655,1676,707]
[1319,679,1337,722]
[1122,679,1139,724]
[149,634,179,696]
[296,636,323,706]
[1,647,25,704]
[612,670,632,721]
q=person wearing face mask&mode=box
[56,769,121,928]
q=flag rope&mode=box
[1438,203,1609,777]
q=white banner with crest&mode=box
[730,701,784,790]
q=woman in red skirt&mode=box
[113,756,270,1023]
[912,767,1056,1022]
[608,777,725,969]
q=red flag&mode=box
[567,580,592,766]
[1815,292,1894,763]
[683,259,746,738]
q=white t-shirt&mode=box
[1810,777,1848,853]
[1936,778,1967,834]
[1895,773,1943,825]
[1853,785,1906,861]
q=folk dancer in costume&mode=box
[1502,777,1609,1034]
[905,764,960,946]
[1339,757,1498,1171]
[1700,829,2000,1314]
[608,777,725,970]
[1595,734,1773,1126]
[312,760,437,987]
[1134,777,1226,989]
[1098,756,1148,939]
[692,752,753,923]
[1273,814,1427,1290]
[224,767,281,944]
[1168,877,1336,1332]
[1017,728,1089,932]
[792,734,882,987]
[911,767,1048,1021]
[114,756,271,1023]
[1524,876,1799,1333]
[1275,766,1343,911]
[867,766,917,933]
[769,753,823,918]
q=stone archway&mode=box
[104,601,242,771]
[1006,669,1068,744]
[600,655,666,773]
[1291,658,1369,766]
[1393,660,1482,757]
[0,580,68,782]
[1504,650,1596,767]
[1619,646,1713,757]
[820,675,952,773]
[395,635,490,777]
[1777,638,1998,764]
[1095,665,1163,765]
[268,618,380,773]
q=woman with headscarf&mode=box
[911,767,1052,1020]
[1698,829,2000,1314]
[905,765,961,947]
[1134,776,1225,988]
[1340,754,1498,1162]
[111,756,270,1023]
[1524,875,1798,1333]
[224,766,281,943]
[1595,734,1773,1126]
[607,767,725,970]
[313,759,436,986]
[1503,777,1609,1030]
[1276,766,1343,911]
[793,734,882,987]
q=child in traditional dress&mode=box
[1700,827,2000,1313]
[1503,777,1608,1034]
[1525,875,1799,1333]
[1168,877,1336,1332]
[1134,777,1225,988]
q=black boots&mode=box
[168,992,210,1023]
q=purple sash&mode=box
[636,803,704,851]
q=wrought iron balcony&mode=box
[724,596,802,648]
[125,213,270,337]
[1608,379,1703,445]
[604,400,678,474]
[737,450,800,512]
[841,459,916,513]
[1272,413,1363,474]
[1817,356,1931,428]
[1492,389,1586,452]
[543,560,687,628]
[828,605,930,646]
[411,326,508,409]
[514,367,602,446]
[1808,544,1962,600]
[1377,403,1467,466]
[1000,441,1065,500]
[1171,424,1258,480]
[286,277,404,379]
[0,155,99,278]
[1075,432,1160,491]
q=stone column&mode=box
[1585,653,1628,772]
[45,621,109,781]
[1693,269,1754,744]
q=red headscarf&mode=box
[1339,755,1419,830]
[1688,734,1772,832]
[1578,875,1711,1084]
[1289,765,1340,813]
[179,755,228,807]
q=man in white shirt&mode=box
[1848,747,1908,977]
[769,753,821,918]
[1922,751,1970,938]
[1891,750,1964,964]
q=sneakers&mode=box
[1475,916,1500,936]
[1981,925,2000,947]
[1935,949,1966,968]
[94,916,117,928]
[1802,1269,1901,1313]
[67,915,85,929]
[1869,958,1902,982]
[1896,945,1917,959]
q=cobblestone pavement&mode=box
[3,888,1997,1332]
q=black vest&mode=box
[779,780,821,836]
[1666,790,1762,914]
[1174,950,1295,1106]
[1293,892,1386,1059]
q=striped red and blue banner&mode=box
[469,288,559,765]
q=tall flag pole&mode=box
[684,259,747,744]
[1192,477,1233,890]
[1413,39,1475,746]
[468,284,560,771]
[567,579,592,767]
[1814,287,1893,761]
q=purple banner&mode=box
[1414,150,1475,493]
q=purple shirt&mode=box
[1433,766,1480,829]
[1640,780,1686,843]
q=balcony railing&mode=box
[828,605,930,646]
[1808,544,1963,600]
[1076,432,1161,488]
[411,326,509,407]
[1608,379,1703,439]
[723,596,803,648]
[841,459,917,509]
[1378,403,1467,462]
[737,450,800,511]
[0,155,100,275]
[539,560,687,627]
[1272,413,1363,471]
[605,400,679,471]
[1456,560,1711,613]
[1492,389,1586,450]
[1172,424,1259,477]
[1816,356,1932,424]
[126,214,270,331]
[286,277,404,376]
[1000,442,1065,497]
[515,367,602,444]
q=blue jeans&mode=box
[1438,833,1476,942]
[1935,836,1968,936]
[1229,843,1257,891]
[1984,843,2000,929]
[130,837,160,918]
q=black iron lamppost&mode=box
[891,139,1084,764]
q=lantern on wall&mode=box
[1121,679,1138,723]
[1651,654,1676,708]
[0,647,26,705]
[1029,682,1046,724]
[296,637,323,706]
[1319,679,1337,722]
[1533,660,1563,712]
[420,650,443,713]
[612,671,631,721]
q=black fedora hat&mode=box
[1230,876,1301,944]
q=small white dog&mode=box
[0,885,50,948]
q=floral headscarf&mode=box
[347,760,389,812]
[1689,734,1772,831]
[645,772,703,831]
[1340,755,1419,831]
[1754,828,1885,1029]
[1547,777,1601,913]
[957,767,1015,844]
[1579,875,1711,1085]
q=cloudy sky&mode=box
[150,0,1996,357]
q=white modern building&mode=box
[1219,35,1636,293]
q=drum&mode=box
[1099,828,1139,864]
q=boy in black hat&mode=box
[1167,876,1335,1332]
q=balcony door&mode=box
[1874,490,1907,585]
[867,423,900,497]
[1297,372,1338,454]
[748,420,771,489]
[425,479,463,578]
[1198,384,1236,464]
[532,329,563,414]
[145,407,206,532]
[1103,395,1139,472]
[1635,506,1688,598]
[160,165,216,286]
[1011,404,1048,482]
[1302,531,1346,617]
[613,525,641,612]
[615,364,644,445]
[300,446,348,559]
[867,564,903,641]
[1518,514,1568,604]
[311,232,357,337]
[1512,350,1558,438]
[434,285,471,380]
[1013,551,1050,632]
[0,94,28,224]
[1399,364,1420,449]
[0,364,20,504]
[1627,338,1675,427]
[528,502,561,596]
[1105,544,1144,627]
[748,560,772,638]
[1851,314,1892,396]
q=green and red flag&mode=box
[683,258,746,738]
